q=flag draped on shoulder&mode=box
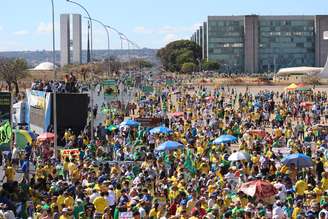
[184,149,196,175]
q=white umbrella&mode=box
[228,151,250,161]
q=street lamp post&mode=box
[84,17,111,76]
[66,0,93,61]
[50,0,58,158]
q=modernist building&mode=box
[60,14,70,67]
[72,14,82,64]
[191,15,328,73]
[60,14,82,67]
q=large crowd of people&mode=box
[0,74,328,219]
[31,73,79,93]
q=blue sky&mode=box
[0,0,327,51]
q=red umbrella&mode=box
[240,180,277,199]
[300,101,313,108]
[37,132,55,141]
[170,112,184,117]
[247,130,266,138]
[205,96,215,101]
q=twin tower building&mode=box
[60,14,82,67]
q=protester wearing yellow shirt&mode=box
[63,192,74,209]
[292,201,302,219]
[3,164,15,182]
[59,208,72,219]
[149,202,160,219]
[295,177,308,197]
[321,172,328,190]
[186,193,196,213]
[57,193,65,211]
[93,192,108,214]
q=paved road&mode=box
[91,83,138,127]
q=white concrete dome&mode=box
[33,62,57,71]
[276,66,323,76]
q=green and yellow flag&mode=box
[0,121,12,144]
[184,149,197,175]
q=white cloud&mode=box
[37,22,52,33]
[0,26,3,31]
[163,34,179,44]
[13,30,29,36]
[192,23,203,31]
[159,26,178,34]
[134,26,153,34]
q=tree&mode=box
[0,57,28,95]
[202,60,220,71]
[157,40,202,72]
[181,62,196,74]
[67,63,103,81]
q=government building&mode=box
[191,15,328,73]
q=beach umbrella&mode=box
[155,141,184,151]
[300,101,313,108]
[119,119,140,127]
[240,180,277,199]
[285,83,298,91]
[213,134,237,144]
[281,153,313,168]
[149,126,172,135]
[170,112,184,117]
[205,96,215,101]
[106,124,118,132]
[247,130,266,138]
[297,83,305,88]
[37,132,55,141]
[14,130,33,149]
[228,151,250,161]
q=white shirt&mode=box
[274,182,287,201]
[272,206,285,219]
[107,190,116,206]
[319,209,328,219]
[89,192,100,203]
[139,207,146,218]
[12,147,19,159]
[3,210,15,219]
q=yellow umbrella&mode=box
[285,83,298,91]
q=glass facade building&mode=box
[259,17,315,72]
[191,15,328,73]
[206,17,244,73]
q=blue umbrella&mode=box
[119,119,140,127]
[213,134,237,144]
[149,126,172,135]
[281,153,313,168]
[155,141,184,151]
